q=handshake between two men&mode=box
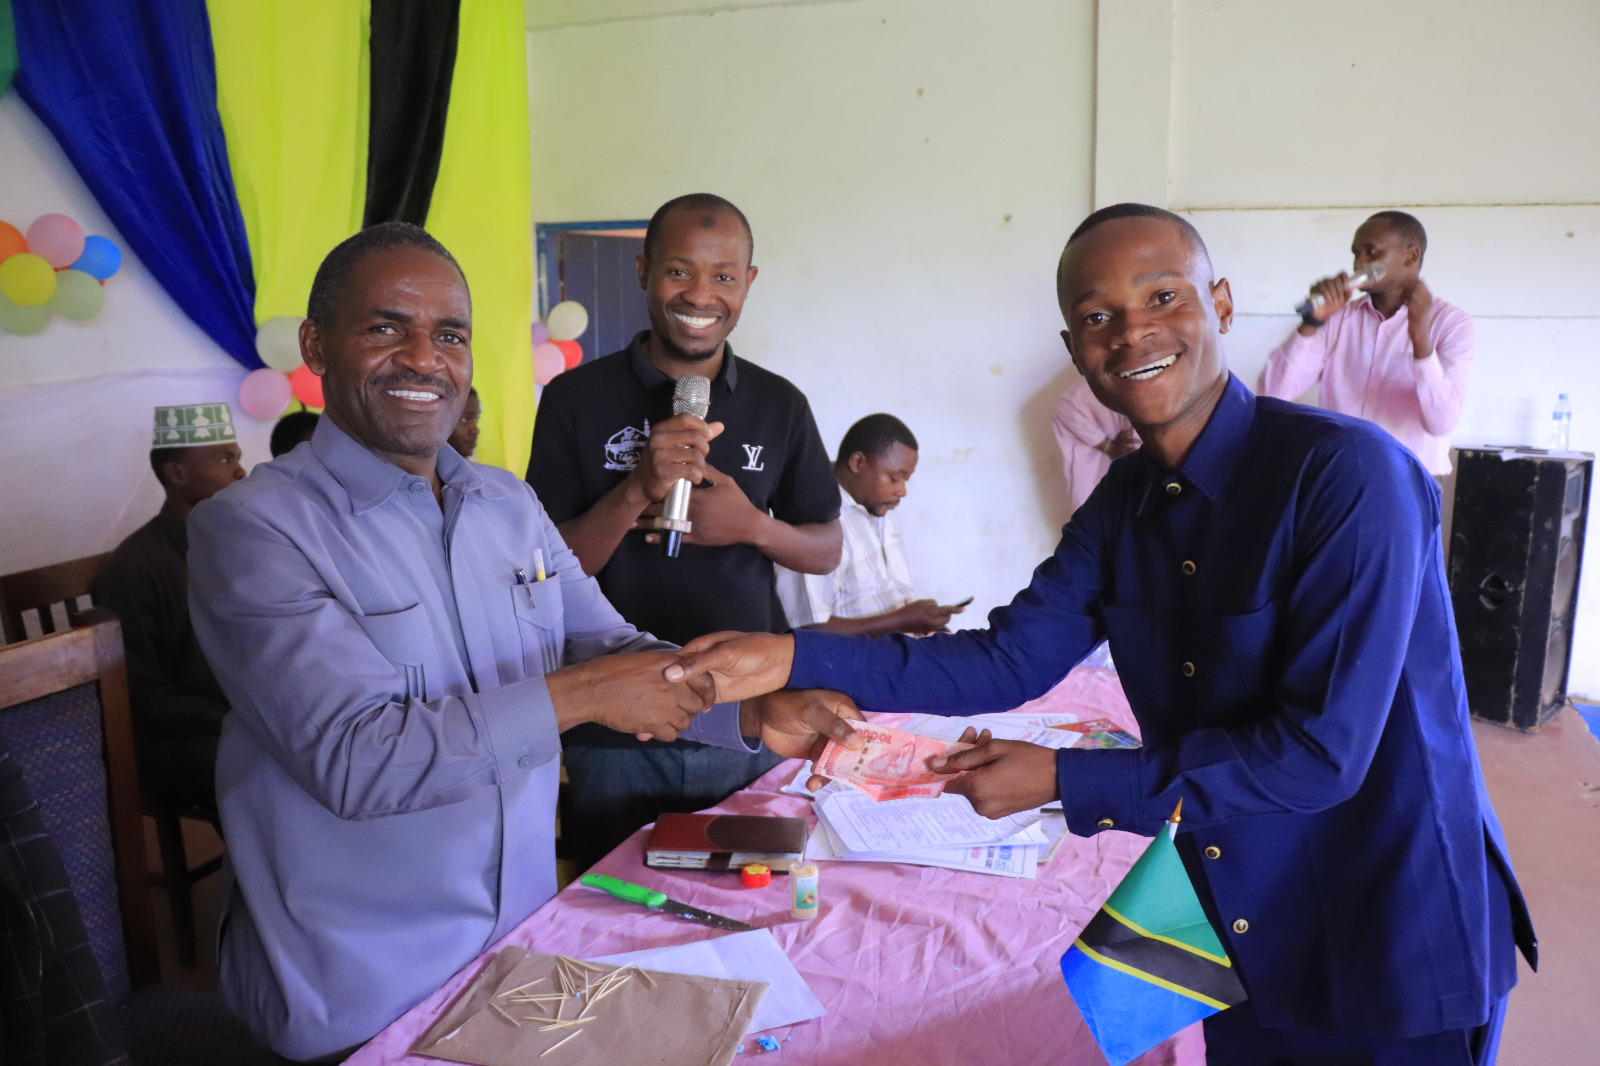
[652,631,1065,820]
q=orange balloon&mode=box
[0,221,24,264]
[555,339,583,369]
[289,364,325,409]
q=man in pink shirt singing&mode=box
[1258,211,1473,475]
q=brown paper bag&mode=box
[413,947,765,1066]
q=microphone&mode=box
[655,374,711,558]
[1294,260,1387,318]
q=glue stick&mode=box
[791,863,820,920]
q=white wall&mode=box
[0,94,272,576]
[527,0,1097,618]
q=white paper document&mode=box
[898,712,1088,749]
[592,928,825,1035]
[805,814,1042,878]
[817,789,1046,854]
[780,760,852,800]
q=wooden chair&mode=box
[0,612,160,991]
[0,615,279,1063]
[0,551,107,644]
[1,554,223,968]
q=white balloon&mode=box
[545,300,589,342]
[255,315,306,372]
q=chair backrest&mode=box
[0,552,108,645]
[0,612,160,995]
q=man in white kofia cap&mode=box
[94,402,246,827]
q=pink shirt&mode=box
[1052,379,1137,512]
[1257,294,1475,475]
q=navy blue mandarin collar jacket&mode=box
[791,373,1535,1037]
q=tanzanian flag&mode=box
[1060,807,1246,1066]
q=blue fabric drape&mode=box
[13,0,260,368]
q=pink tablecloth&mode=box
[346,665,1204,1066]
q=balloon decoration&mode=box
[0,222,25,262]
[0,213,123,335]
[544,299,588,342]
[0,253,57,307]
[0,294,51,337]
[530,299,588,386]
[289,364,325,408]
[532,342,565,386]
[72,236,123,281]
[26,214,86,269]
[255,315,306,372]
[238,367,294,420]
[47,270,106,321]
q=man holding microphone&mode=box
[1258,210,1474,476]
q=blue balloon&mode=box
[71,235,122,280]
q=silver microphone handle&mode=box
[1297,262,1387,315]
[659,478,692,531]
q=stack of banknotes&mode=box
[784,714,1138,879]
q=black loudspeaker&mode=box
[1448,448,1592,732]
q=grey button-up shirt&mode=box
[188,418,751,1060]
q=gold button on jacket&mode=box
[1096,817,1115,829]
[1181,661,1196,677]
[1204,845,1222,860]
[1233,919,1250,934]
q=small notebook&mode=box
[645,813,809,872]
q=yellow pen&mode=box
[533,548,547,582]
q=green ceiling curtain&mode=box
[425,0,533,474]
[208,1,370,328]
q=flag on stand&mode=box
[1060,802,1246,1066]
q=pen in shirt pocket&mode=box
[514,550,550,587]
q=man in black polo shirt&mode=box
[528,193,842,869]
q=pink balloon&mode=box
[26,214,86,270]
[530,320,549,346]
[533,342,566,386]
[239,368,293,420]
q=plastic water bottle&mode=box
[1550,393,1572,452]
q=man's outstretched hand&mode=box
[665,631,796,703]
[741,689,865,777]
[933,726,1060,819]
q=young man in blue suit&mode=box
[667,204,1535,1064]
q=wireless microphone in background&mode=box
[1294,260,1387,320]
[655,373,711,558]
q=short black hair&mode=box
[837,414,918,466]
[1364,210,1428,262]
[643,194,754,266]
[149,447,185,488]
[269,410,321,458]
[1058,203,1214,311]
[307,221,467,325]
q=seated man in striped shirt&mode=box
[776,414,966,637]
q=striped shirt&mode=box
[777,486,916,627]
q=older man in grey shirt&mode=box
[189,223,859,1061]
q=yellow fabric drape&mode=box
[209,2,370,328]
[425,0,534,475]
